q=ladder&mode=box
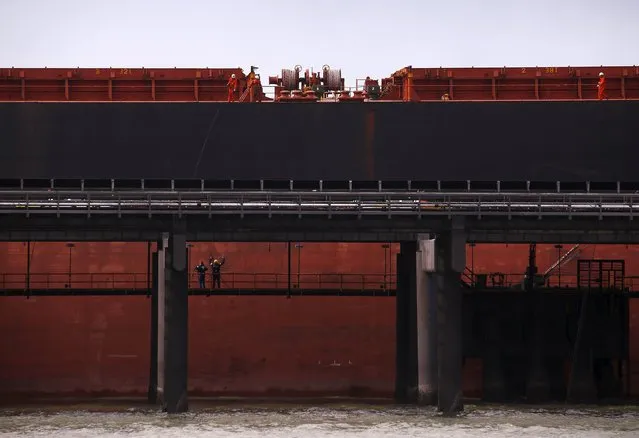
[238,87,250,103]
[542,244,582,282]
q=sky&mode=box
[1,0,637,88]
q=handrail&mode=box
[3,82,636,102]
[464,272,637,291]
[543,244,582,279]
[0,272,397,292]
[0,190,636,218]
[1,271,637,292]
[0,180,633,194]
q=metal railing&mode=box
[466,272,639,291]
[0,190,638,218]
[4,82,635,102]
[0,272,149,290]
[0,272,397,292]
[2,271,637,293]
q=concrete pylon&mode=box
[163,233,189,413]
[416,237,438,405]
[395,241,418,402]
[151,232,189,413]
[435,222,466,415]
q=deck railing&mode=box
[0,272,397,292]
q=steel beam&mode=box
[0,215,638,244]
[0,189,637,218]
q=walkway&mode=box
[0,272,397,297]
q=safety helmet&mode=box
[599,72,604,76]
[231,74,236,78]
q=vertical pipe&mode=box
[26,240,31,291]
[147,241,151,291]
[66,243,74,287]
[383,245,388,290]
[287,241,291,298]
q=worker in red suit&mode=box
[227,73,238,102]
[252,74,263,102]
[597,72,607,100]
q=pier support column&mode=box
[156,234,168,405]
[482,310,506,401]
[567,293,597,403]
[395,241,418,402]
[436,221,465,414]
[526,291,550,402]
[163,232,189,413]
[148,249,159,404]
[416,237,438,405]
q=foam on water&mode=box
[1,405,638,437]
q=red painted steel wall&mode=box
[0,68,246,102]
[188,296,394,396]
[382,66,639,101]
[0,242,638,398]
[0,295,396,398]
[0,296,150,397]
[0,242,400,290]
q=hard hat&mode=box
[599,72,604,76]
[231,74,236,78]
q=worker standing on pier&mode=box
[194,261,208,289]
[209,255,226,288]
[227,74,238,102]
[597,72,607,100]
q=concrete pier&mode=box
[395,231,464,412]
[567,291,597,402]
[482,311,506,401]
[436,227,465,414]
[416,238,438,405]
[526,290,550,402]
[149,233,189,413]
[148,250,159,404]
[156,234,167,405]
[395,241,418,402]
[163,233,189,413]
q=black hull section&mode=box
[0,101,636,182]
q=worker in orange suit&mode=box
[597,72,607,100]
[252,74,262,102]
[227,73,238,102]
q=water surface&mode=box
[1,403,638,437]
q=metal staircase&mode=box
[542,244,583,284]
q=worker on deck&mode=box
[209,255,226,289]
[227,74,238,102]
[248,74,263,102]
[194,261,208,289]
[597,72,607,100]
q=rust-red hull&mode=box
[0,242,638,400]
